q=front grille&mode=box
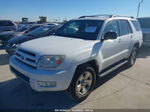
[10,66,29,83]
[15,48,37,69]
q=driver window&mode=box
[103,20,119,39]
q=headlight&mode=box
[37,55,65,69]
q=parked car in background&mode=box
[0,24,42,46]
[138,17,150,44]
[10,15,143,102]
[0,25,31,43]
[0,20,18,33]
[6,25,61,54]
[18,22,37,28]
[44,23,59,26]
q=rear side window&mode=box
[131,20,141,31]
[118,20,132,36]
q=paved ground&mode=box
[0,44,150,109]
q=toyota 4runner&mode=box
[9,15,143,102]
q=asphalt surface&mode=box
[0,44,150,109]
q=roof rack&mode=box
[79,14,134,19]
[79,14,113,18]
[112,15,134,18]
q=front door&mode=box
[100,20,123,70]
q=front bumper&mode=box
[10,56,76,92]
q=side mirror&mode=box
[104,31,118,40]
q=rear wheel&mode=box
[68,64,96,102]
[126,46,138,67]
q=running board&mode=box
[98,60,128,77]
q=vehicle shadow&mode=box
[95,64,128,89]
[0,65,129,110]
[0,78,77,109]
[0,44,11,65]
[0,54,10,65]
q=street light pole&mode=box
[137,0,144,18]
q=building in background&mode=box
[22,17,28,23]
[38,16,47,23]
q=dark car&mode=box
[0,24,42,46]
[6,25,61,54]
[0,20,18,33]
[138,17,150,44]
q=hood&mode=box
[8,35,33,45]
[20,36,97,56]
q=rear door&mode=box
[118,20,133,58]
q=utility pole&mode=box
[137,0,144,18]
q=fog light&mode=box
[37,81,56,87]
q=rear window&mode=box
[118,20,132,36]
[131,20,141,31]
[0,21,14,26]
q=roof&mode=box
[74,14,135,21]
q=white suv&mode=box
[9,15,143,102]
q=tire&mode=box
[68,64,96,102]
[126,46,139,67]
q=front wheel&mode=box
[126,46,138,67]
[68,64,96,102]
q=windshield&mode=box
[55,20,104,40]
[138,18,150,29]
[27,26,53,36]
[16,25,30,32]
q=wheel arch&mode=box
[75,60,99,76]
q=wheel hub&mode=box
[76,72,93,95]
